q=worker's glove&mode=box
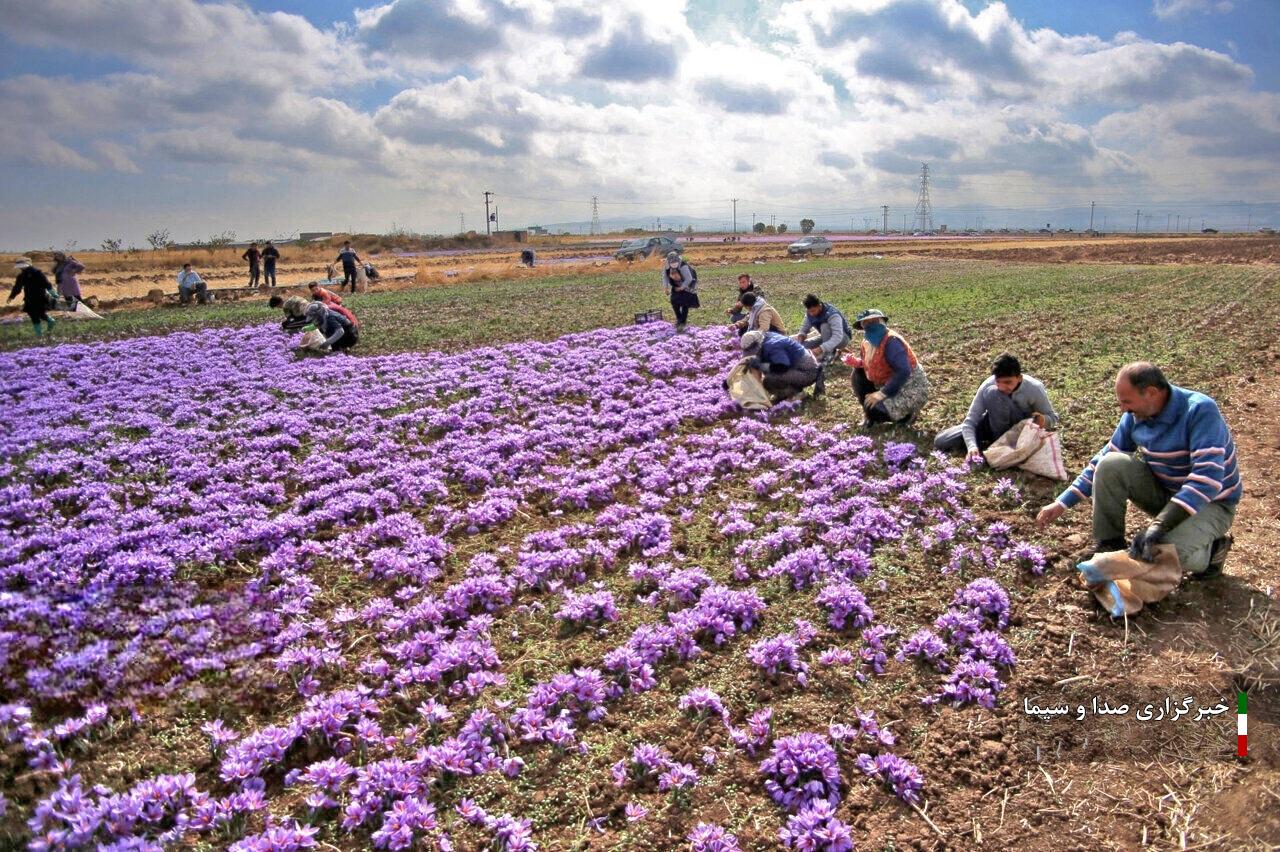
[1128,525,1165,563]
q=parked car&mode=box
[786,235,833,257]
[615,236,682,261]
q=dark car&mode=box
[615,236,683,261]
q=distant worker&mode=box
[242,243,261,289]
[51,251,86,309]
[735,292,786,336]
[262,242,280,287]
[794,294,852,364]
[1036,362,1238,577]
[849,309,929,426]
[177,263,208,305]
[520,249,535,268]
[7,258,55,338]
[935,353,1060,463]
[269,295,309,332]
[336,241,361,293]
[304,301,359,353]
[307,281,344,307]
[662,250,699,333]
[727,274,760,325]
[740,329,819,401]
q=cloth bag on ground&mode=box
[726,361,772,410]
[982,418,1069,480]
[1076,544,1183,617]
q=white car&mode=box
[787,235,833,257]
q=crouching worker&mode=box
[270,295,309,331]
[741,329,818,402]
[1036,363,1239,606]
[735,292,786,336]
[850,309,928,426]
[304,301,359,353]
[177,263,208,305]
[935,352,1060,464]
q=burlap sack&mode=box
[983,419,1069,480]
[726,361,773,410]
[1076,544,1183,617]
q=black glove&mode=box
[1128,525,1165,562]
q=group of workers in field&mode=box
[671,251,1239,606]
[7,248,1242,605]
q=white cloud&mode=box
[0,0,1272,246]
[1152,0,1234,21]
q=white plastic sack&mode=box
[983,419,1069,481]
[298,329,327,351]
[726,362,772,410]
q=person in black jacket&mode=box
[242,243,261,289]
[262,242,280,287]
[304,301,359,352]
[7,259,55,338]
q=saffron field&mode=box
[1,258,1277,849]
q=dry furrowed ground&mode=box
[0,257,1276,850]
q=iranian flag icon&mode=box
[1237,691,1247,758]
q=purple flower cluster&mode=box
[779,800,855,851]
[759,733,843,812]
[554,587,619,629]
[687,823,742,852]
[678,687,729,721]
[855,752,924,804]
[815,580,875,631]
[748,620,818,686]
[915,579,1017,708]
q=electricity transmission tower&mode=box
[881,205,889,233]
[590,196,600,236]
[913,163,933,232]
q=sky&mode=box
[1,0,1278,248]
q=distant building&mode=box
[299,231,334,242]
[527,226,548,236]
[492,230,529,243]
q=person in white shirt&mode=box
[177,263,208,305]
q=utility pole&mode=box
[590,196,600,236]
[1102,214,1107,232]
[732,198,739,234]
[882,205,889,233]
[483,191,494,236]
[771,214,775,230]
[1135,209,1141,233]
[1176,214,1180,232]
[903,214,908,233]
[1166,213,1171,232]
[459,212,465,234]
[1089,200,1095,232]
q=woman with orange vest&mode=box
[848,309,929,425]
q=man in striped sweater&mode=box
[1036,362,1239,576]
